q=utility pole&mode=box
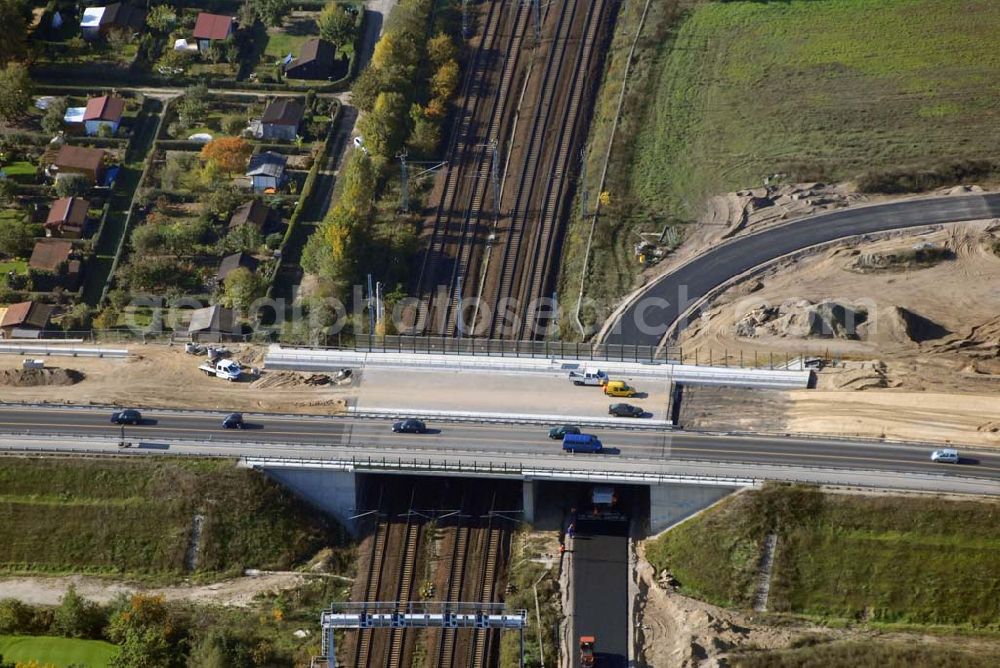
[366,273,375,335]
[397,149,409,213]
[533,0,541,43]
[489,138,500,227]
[579,147,588,219]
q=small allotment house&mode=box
[284,38,337,80]
[83,95,125,136]
[44,197,90,239]
[193,13,235,52]
[258,99,304,141]
[245,152,288,193]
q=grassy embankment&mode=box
[0,635,117,667]
[0,457,347,580]
[561,0,1000,333]
[646,485,1000,630]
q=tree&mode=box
[221,266,265,312]
[248,0,290,27]
[427,32,456,67]
[0,215,31,257]
[430,59,459,101]
[0,178,16,205]
[220,114,245,136]
[203,186,244,220]
[41,97,68,135]
[0,0,29,66]
[60,303,92,331]
[0,598,33,634]
[356,91,407,158]
[53,584,102,639]
[55,174,90,198]
[318,3,358,46]
[0,62,33,125]
[176,84,209,126]
[107,595,182,668]
[200,137,252,174]
[408,106,441,158]
[146,5,177,33]
[106,27,131,53]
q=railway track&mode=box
[385,509,422,668]
[435,497,473,667]
[353,505,389,667]
[417,0,510,332]
[520,0,609,336]
[470,521,505,668]
[486,0,581,338]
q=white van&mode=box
[930,448,959,464]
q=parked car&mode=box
[930,448,959,464]
[548,425,581,440]
[222,413,245,429]
[110,409,142,425]
[392,418,427,434]
[608,403,644,418]
[603,380,637,397]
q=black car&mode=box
[392,418,427,434]
[608,403,644,418]
[222,413,245,429]
[548,425,581,440]
[110,409,142,425]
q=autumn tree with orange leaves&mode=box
[200,137,252,174]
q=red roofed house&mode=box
[44,197,91,239]
[83,95,125,136]
[0,301,55,339]
[28,239,81,290]
[193,13,235,52]
[50,145,106,185]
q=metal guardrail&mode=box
[1,440,996,494]
[266,347,812,389]
[0,344,128,358]
[348,407,674,430]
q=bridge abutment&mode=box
[648,483,737,535]
[260,468,360,537]
[522,479,536,524]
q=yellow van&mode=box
[603,380,636,397]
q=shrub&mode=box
[857,159,998,194]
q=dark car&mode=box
[110,409,142,425]
[608,403,644,418]
[222,413,245,429]
[548,425,581,440]
[392,418,427,434]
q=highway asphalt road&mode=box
[603,193,1000,346]
[1,405,999,483]
[573,520,629,668]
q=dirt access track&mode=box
[677,221,1000,446]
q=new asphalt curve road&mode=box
[1,405,999,487]
[603,192,1000,347]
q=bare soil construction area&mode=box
[0,345,352,413]
[677,220,1000,446]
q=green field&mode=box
[0,635,117,667]
[645,485,1000,629]
[631,0,1000,216]
[561,0,1000,332]
[731,638,1000,668]
[0,458,344,579]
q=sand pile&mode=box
[869,306,949,344]
[0,368,85,387]
[736,300,869,339]
[251,372,335,389]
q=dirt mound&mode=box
[0,368,85,387]
[736,300,868,339]
[874,306,950,344]
[252,372,335,389]
[930,315,1000,358]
